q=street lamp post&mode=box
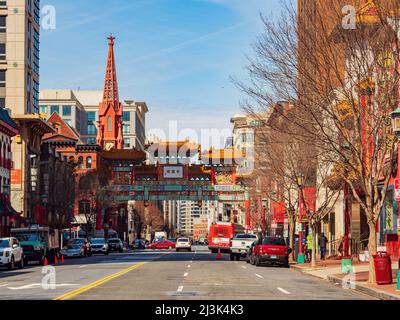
[297,175,305,264]
[390,108,400,291]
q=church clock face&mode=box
[105,142,115,151]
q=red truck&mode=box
[208,222,234,254]
[247,236,292,268]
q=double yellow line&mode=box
[54,262,147,300]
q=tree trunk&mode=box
[367,221,377,284]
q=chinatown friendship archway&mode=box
[99,142,251,236]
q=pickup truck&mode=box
[250,236,292,268]
[230,233,258,261]
[11,225,60,265]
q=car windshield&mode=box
[178,239,189,242]
[0,240,10,248]
[16,234,43,242]
[67,245,81,250]
[263,237,286,246]
[235,234,257,239]
[91,239,105,244]
[69,239,84,244]
[108,239,120,243]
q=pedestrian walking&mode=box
[306,233,313,262]
[318,233,328,261]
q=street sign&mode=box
[395,179,400,201]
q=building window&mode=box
[33,29,39,75]
[86,156,92,169]
[107,116,112,132]
[0,16,6,33]
[87,137,96,145]
[0,70,5,87]
[87,111,96,122]
[77,156,83,169]
[123,111,130,122]
[87,124,96,135]
[87,111,97,135]
[50,105,59,115]
[79,200,91,215]
[62,105,71,116]
[0,43,5,61]
[39,105,47,114]
[124,138,131,149]
[64,119,72,126]
[32,80,39,114]
[123,124,130,134]
[33,0,40,24]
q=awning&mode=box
[72,214,88,225]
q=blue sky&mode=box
[40,0,283,148]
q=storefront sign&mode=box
[395,179,400,201]
[163,166,183,179]
[11,169,21,185]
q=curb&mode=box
[290,264,327,272]
[327,275,400,301]
[291,264,400,300]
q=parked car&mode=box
[176,238,191,252]
[0,237,25,270]
[246,240,259,264]
[147,240,176,250]
[250,236,292,268]
[68,238,92,257]
[230,233,258,261]
[61,244,86,258]
[132,239,146,250]
[107,238,124,253]
[90,238,109,255]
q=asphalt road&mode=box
[0,246,370,300]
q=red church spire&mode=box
[103,34,119,104]
[97,34,123,150]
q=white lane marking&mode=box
[277,287,291,295]
[7,283,80,290]
[177,286,184,292]
[234,261,238,264]
[184,272,188,277]
[241,266,247,269]
[79,265,87,268]
[187,265,191,268]
[255,274,263,279]
[0,283,8,288]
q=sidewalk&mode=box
[291,258,400,300]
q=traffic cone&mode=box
[54,255,58,265]
[60,254,65,264]
[44,257,48,266]
[216,248,222,261]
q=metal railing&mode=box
[326,233,369,258]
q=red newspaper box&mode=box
[373,252,393,285]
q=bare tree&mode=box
[236,0,400,282]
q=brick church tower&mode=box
[97,34,123,150]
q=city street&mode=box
[0,246,369,300]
